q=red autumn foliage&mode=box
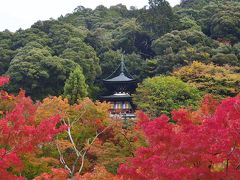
[118,95,240,179]
[34,168,69,180]
[2,74,240,179]
[36,166,123,180]
[0,77,66,179]
[0,76,10,87]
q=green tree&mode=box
[144,50,180,76]
[11,28,51,50]
[6,42,77,100]
[149,29,218,74]
[85,27,113,54]
[0,30,15,75]
[152,30,216,56]
[64,66,88,104]
[233,43,240,60]
[211,53,239,66]
[112,18,154,57]
[178,1,240,43]
[179,16,201,31]
[60,38,101,85]
[138,0,179,37]
[179,0,218,9]
[209,2,240,43]
[133,76,202,117]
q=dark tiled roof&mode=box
[104,73,134,82]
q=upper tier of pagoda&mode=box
[103,57,136,93]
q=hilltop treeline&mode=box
[0,0,240,100]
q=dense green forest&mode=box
[0,0,240,101]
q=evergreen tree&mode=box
[138,0,177,37]
[64,66,88,104]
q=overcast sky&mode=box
[0,0,180,32]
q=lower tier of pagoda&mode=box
[101,92,136,119]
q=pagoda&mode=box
[101,57,136,119]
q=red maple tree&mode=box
[118,95,240,179]
[0,77,66,179]
[0,76,9,87]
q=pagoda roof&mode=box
[103,72,134,82]
[103,56,135,83]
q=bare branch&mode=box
[78,125,110,174]
[67,123,80,156]
[56,138,71,173]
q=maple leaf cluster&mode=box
[0,76,10,87]
[36,166,121,180]
[34,168,69,180]
[118,95,240,179]
[0,77,67,179]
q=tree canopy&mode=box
[173,61,240,97]
[133,76,202,117]
[63,66,88,104]
[6,42,77,100]
[0,0,240,100]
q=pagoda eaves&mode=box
[101,56,136,119]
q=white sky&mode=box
[0,0,180,32]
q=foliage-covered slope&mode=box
[0,0,240,100]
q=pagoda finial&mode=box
[121,55,124,73]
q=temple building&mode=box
[101,57,136,119]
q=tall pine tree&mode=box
[64,66,88,104]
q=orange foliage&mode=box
[0,90,15,116]
[36,96,70,123]
[35,166,123,180]
[75,165,122,180]
[34,168,69,180]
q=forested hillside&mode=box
[0,0,239,100]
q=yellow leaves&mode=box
[0,91,15,114]
[186,47,196,53]
[36,96,70,123]
[56,139,74,151]
[36,96,110,126]
[174,61,205,77]
[40,157,60,165]
[173,61,240,96]
[77,165,116,180]
[95,100,111,122]
[200,52,210,59]
[22,153,60,176]
[26,155,59,167]
[174,61,240,80]
[95,101,111,113]
[74,97,111,125]
[121,18,141,32]
[211,161,227,172]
